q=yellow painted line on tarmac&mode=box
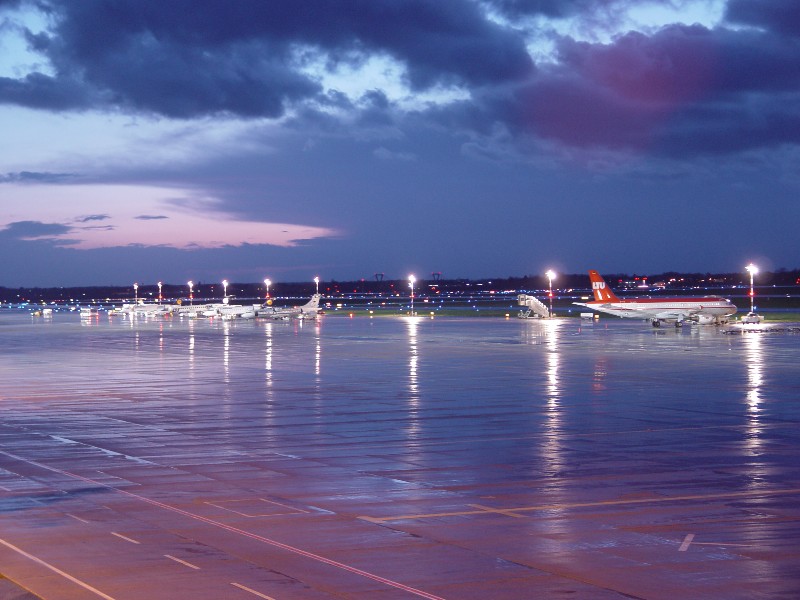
[0,449,446,600]
[361,487,800,523]
[690,542,756,548]
[0,536,117,600]
[468,503,525,518]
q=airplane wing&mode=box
[651,309,699,321]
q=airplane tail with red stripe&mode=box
[589,270,620,303]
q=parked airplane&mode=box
[574,270,737,327]
[172,302,219,318]
[109,302,172,316]
[260,294,322,320]
[204,302,260,320]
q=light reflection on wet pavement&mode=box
[1,312,799,599]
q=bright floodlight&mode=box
[408,275,416,315]
[745,264,758,313]
[545,270,556,317]
[314,276,320,294]
[264,279,271,299]
[157,281,162,304]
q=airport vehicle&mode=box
[260,294,322,320]
[516,294,550,318]
[740,312,764,324]
[574,270,737,327]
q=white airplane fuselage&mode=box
[574,270,737,326]
[261,294,322,320]
[576,297,736,321]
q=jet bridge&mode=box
[517,294,550,319]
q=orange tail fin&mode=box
[588,270,620,302]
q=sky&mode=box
[1,0,798,287]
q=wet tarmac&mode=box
[1,311,799,599]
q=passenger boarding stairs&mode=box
[517,294,550,319]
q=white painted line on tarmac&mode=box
[205,497,308,517]
[231,582,276,599]
[0,536,116,600]
[165,554,200,570]
[111,532,140,544]
[67,513,90,524]
[0,449,446,600]
[679,533,695,551]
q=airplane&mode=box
[574,270,737,327]
[204,302,260,320]
[109,302,173,317]
[260,294,322,320]
[172,302,221,318]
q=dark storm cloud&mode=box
[79,224,115,231]
[1,0,531,118]
[725,0,800,38]
[483,0,607,19]
[482,0,689,22]
[75,214,109,223]
[0,220,70,238]
[0,171,76,183]
[453,21,800,157]
[2,0,800,160]
[0,72,94,110]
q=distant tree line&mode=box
[2,270,798,304]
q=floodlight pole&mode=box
[409,275,416,315]
[545,270,556,318]
[745,264,758,313]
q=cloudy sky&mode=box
[1,0,798,287]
